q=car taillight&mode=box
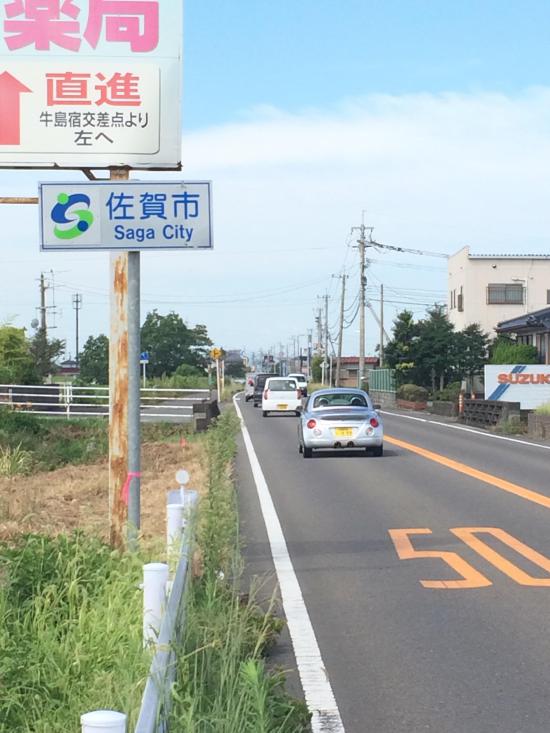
[307,419,317,429]
[370,417,379,428]
[248,379,254,386]
[263,390,269,399]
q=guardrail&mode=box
[0,384,212,423]
[81,477,199,733]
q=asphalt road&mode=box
[235,398,550,733]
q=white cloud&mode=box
[2,88,550,355]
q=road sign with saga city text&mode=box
[0,0,182,169]
[39,180,213,251]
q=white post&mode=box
[167,502,184,558]
[81,710,126,733]
[143,562,169,647]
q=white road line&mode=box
[233,396,346,733]
[381,409,550,451]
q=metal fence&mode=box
[366,368,396,393]
[81,485,199,733]
[0,384,211,423]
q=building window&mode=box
[486,283,525,305]
[457,286,464,312]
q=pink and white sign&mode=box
[0,0,182,169]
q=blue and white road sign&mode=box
[39,180,213,251]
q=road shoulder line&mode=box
[233,396,346,733]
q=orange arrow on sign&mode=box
[0,72,32,145]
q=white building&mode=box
[447,246,550,336]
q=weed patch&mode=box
[0,533,148,732]
[170,411,310,732]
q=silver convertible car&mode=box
[297,388,383,458]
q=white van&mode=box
[288,372,308,397]
[262,377,302,417]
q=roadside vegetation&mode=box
[171,410,310,731]
[0,408,189,474]
[0,408,309,731]
[0,534,148,732]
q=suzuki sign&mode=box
[484,364,550,409]
[0,0,182,169]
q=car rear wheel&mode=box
[371,445,383,457]
[303,446,312,458]
[262,411,268,417]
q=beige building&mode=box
[448,246,550,336]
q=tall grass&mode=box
[170,411,310,732]
[535,402,550,416]
[0,533,148,732]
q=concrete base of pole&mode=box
[81,710,126,732]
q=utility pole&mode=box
[352,215,372,388]
[39,272,47,333]
[316,307,323,355]
[379,284,384,368]
[72,293,82,364]
[323,293,329,385]
[307,329,312,380]
[335,274,347,387]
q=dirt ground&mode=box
[0,438,207,545]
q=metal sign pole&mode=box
[109,168,141,550]
[127,248,141,550]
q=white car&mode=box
[262,377,302,417]
[288,372,308,396]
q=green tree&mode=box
[140,310,213,377]
[79,334,109,384]
[454,323,490,382]
[189,323,213,369]
[414,305,456,390]
[0,326,36,383]
[28,328,65,380]
[489,336,539,364]
[224,361,246,379]
[311,355,323,382]
[383,310,419,385]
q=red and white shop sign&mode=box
[0,0,182,169]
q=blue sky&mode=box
[184,0,550,129]
[2,1,550,361]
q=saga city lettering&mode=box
[113,224,194,243]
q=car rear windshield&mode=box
[313,393,368,408]
[255,375,272,387]
[267,379,297,392]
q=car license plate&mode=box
[277,403,288,410]
[334,427,353,437]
